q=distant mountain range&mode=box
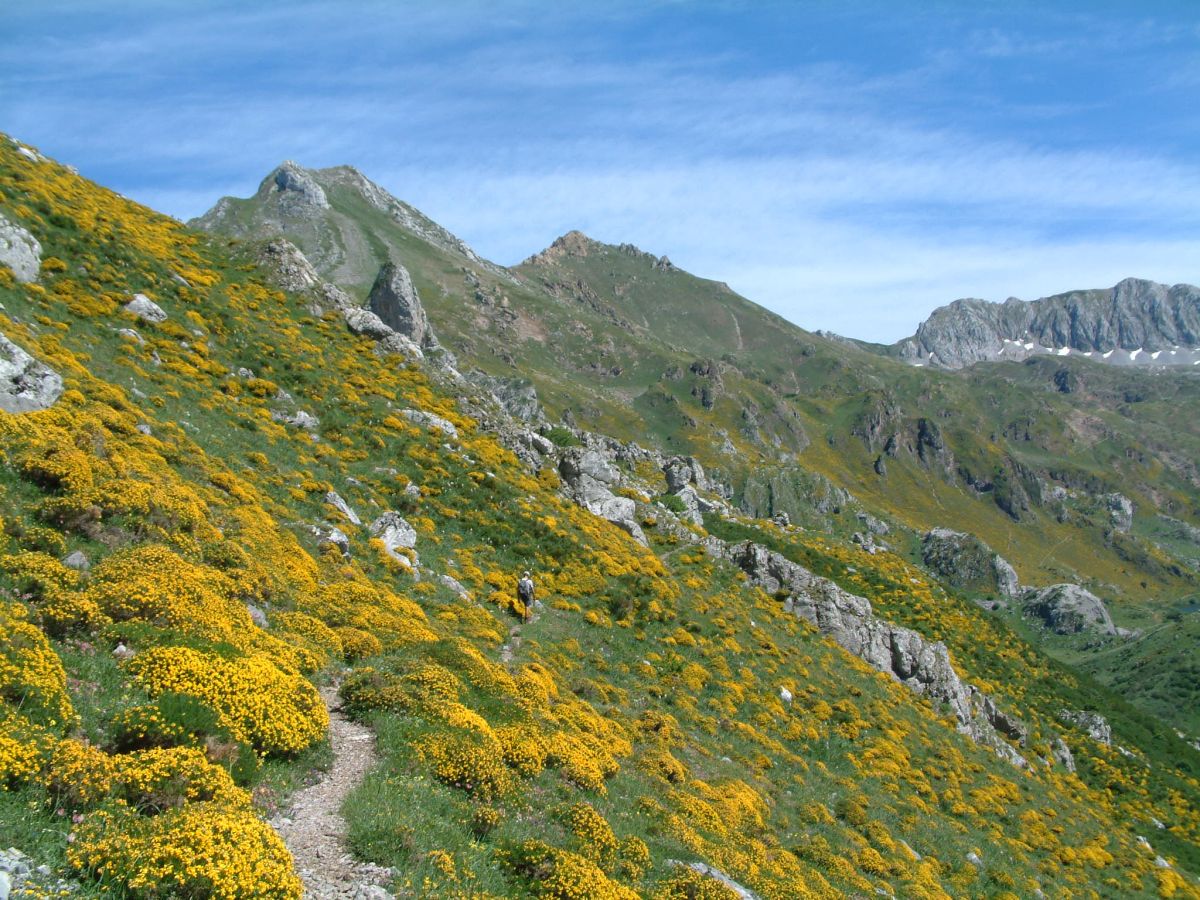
[885,278,1200,369]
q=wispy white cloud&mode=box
[3,1,1198,343]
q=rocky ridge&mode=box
[708,539,1031,767]
[893,278,1200,369]
[191,162,513,284]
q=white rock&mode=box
[62,550,91,572]
[317,526,350,556]
[325,490,362,526]
[400,408,458,438]
[370,512,419,566]
[0,333,63,413]
[0,212,41,282]
[272,409,320,431]
[779,687,793,704]
[124,293,167,323]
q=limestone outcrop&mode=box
[1022,584,1116,636]
[1058,709,1112,746]
[558,448,647,545]
[893,278,1200,369]
[367,262,437,350]
[713,539,1029,766]
[921,528,1020,601]
[369,512,419,567]
[123,294,168,324]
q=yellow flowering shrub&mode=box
[115,746,248,812]
[109,703,190,752]
[498,840,640,900]
[274,610,343,667]
[0,711,55,787]
[335,626,382,661]
[545,730,623,795]
[416,729,513,800]
[616,837,651,882]
[45,738,117,806]
[0,602,74,727]
[558,802,619,865]
[0,550,80,597]
[653,867,742,900]
[496,724,549,778]
[129,646,327,755]
[84,545,252,645]
[302,581,436,648]
[69,801,301,899]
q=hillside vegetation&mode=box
[0,136,1198,898]
[196,161,1200,736]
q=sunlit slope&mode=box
[196,165,1200,604]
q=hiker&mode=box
[517,570,535,622]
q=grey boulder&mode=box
[370,512,419,567]
[1022,584,1116,636]
[368,262,437,350]
[0,333,63,413]
[0,212,41,282]
[325,491,362,526]
[124,293,168,323]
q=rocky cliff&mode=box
[893,277,1200,369]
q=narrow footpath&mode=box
[272,686,394,900]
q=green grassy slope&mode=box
[190,163,1200,741]
[4,135,1200,898]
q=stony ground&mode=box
[272,686,394,900]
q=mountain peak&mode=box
[522,230,676,272]
[260,160,329,211]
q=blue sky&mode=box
[2,1,1198,342]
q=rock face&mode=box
[921,528,1020,600]
[256,239,322,293]
[367,262,436,350]
[271,409,320,432]
[62,550,90,572]
[667,861,761,900]
[558,448,647,545]
[465,372,545,424]
[0,211,41,282]
[0,333,63,413]
[1022,584,1116,636]
[662,456,711,526]
[191,161,513,289]
[400,408,457,438]
[268,160,330,213]
[716,540,1028,766]
[893,278,1200,369]
[1105,493,1134,533]
[1052,737,1077,773]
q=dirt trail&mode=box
[272,686,394,899]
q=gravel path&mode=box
[272,686,394,899]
